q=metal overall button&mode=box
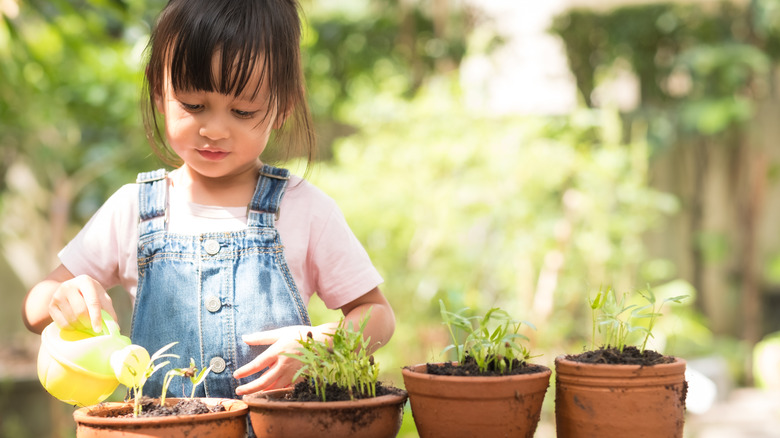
[205,296,221,312]
[209,356,227,374]
[204,239,221,256]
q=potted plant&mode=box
[243,314,408,438]
[402,300,552,438]
[72,342,248,438]
[555,286,688,438]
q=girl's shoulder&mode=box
[100,183,139,214]
[87,183,140,231]
[278,175,346,232]
[283,175,339,211]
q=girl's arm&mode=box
[336,286,396,351]
[233,286,395,395]
[22,264,117,334]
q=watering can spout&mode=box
[37,310,132,406]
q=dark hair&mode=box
[142,0,315,169]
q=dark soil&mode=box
[279,380,405,402]
[421,354,547,377]
[566,345,676,366]
[105,397,226,418]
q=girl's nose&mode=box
[199,118,229,141]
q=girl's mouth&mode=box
[197,149,229,161]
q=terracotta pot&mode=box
[555,355,687,438]
[402,363,552,438]
[72,397,248,438]
[244,387,408,438]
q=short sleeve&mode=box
[276,177,383,310]
[58,184,139,295]
[308,203,384,309]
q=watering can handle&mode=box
[98,310,122,337]
[68,310,121,337]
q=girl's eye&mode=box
[233,109,257,119]
[179,102,203,112]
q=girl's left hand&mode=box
[233,325,324,396]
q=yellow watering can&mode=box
[37,311,131,406]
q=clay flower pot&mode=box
[554,355,687,437]
[402,362,552,438]
[72,397,248,438]
[244,387,408,438]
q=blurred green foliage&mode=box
[0,0,163,297]
[301,0,469,122]
[1,0,161,202]
[309,83,680,367]
[551,0,780,142]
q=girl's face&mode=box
[157,56,283,182]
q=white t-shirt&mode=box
[58,171,383,310]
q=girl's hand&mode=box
[233,325,331,396]
[49,274,116,333]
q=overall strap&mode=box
[247,164,290,227]
[137,169,168,236]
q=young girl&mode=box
[22,0,395,400]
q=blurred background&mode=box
[2,0,780,436]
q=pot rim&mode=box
[244,387,408,410]
[73,397,248,425]
[402,362,552,382]
[555,354,685,366]
[554,354,686,377]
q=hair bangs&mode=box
[165,3,271,102]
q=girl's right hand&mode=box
[49,274,116,333]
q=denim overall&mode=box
[131,165,311,399]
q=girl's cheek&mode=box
[165,119,191,142]
[167,113,195,131]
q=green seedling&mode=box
[439,300,535,374]
[111,342,179,417]
[590,288,638,353]
[160,358,213,406]
[589,286,687,353]
[636,287,688,352]
[284,311,379,402]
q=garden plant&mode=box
[283,313,387,401]
[72,340,248,437]
[402,301,551,438]
[575,286,687,364]
[555,286,689,438]
[434,300,539,375]
[243,312,408,438]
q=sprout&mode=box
[161,358,213,405]
[588,286,688,353]
[439,300,535,374]
[283,311,378,402]
[111,342,179,417]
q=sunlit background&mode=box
[2,0,779,436]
